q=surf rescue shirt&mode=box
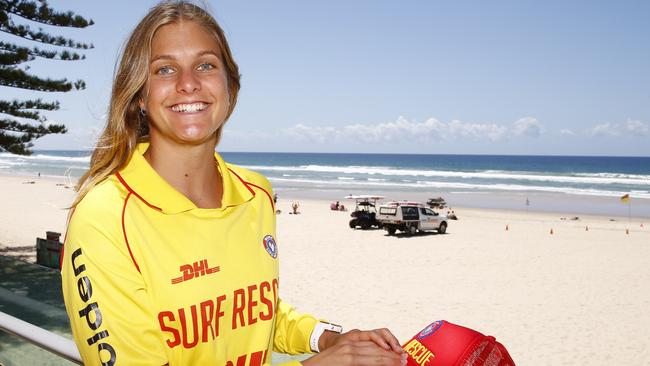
[61,143,317,365]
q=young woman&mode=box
[61,2,406,365]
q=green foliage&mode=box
[0,46,32,64]
[0,67,85,91]
[0,118,67,155]
[0,12,94,49]
[0,41,86,65]
[0,99,60,121]
[0,0,94,28]
[0,0,92,155]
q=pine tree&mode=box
[0,0,93,155]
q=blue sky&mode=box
[4,0,649,155]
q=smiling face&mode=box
[142,20,230,147]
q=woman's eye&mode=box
[197,63,215,71]
[156,66,174,75]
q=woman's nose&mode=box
[176,69,200,94]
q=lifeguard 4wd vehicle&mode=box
[377,201,448,236]
[426,197,447,210]
[346,195,384,230]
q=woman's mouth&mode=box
[170,102,208,113]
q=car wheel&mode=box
[387,227,396,235]
[349,220,356,229]
[361,221,371,230]
[408,225,417,236]
[438,222,447,234]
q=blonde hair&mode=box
[73,1,240,208]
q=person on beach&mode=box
[60,2,405,366]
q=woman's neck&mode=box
[144,140,223,209]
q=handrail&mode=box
[0,310,82,365]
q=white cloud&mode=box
[624,119,649,136]
[560,129,575,136]
[447,119,508,141]
[589,122,618,137]
[588,119,648,137]
[512,117,542,137]
[282,116,542,144]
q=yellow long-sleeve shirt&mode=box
[61,143,316,365]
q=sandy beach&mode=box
[1,174,649,364]
[0,175,74,261]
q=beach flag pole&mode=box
[628,199,631,224]
[620,193,631,231]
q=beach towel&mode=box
[402,320,515,366]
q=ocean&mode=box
[2,150,649,217]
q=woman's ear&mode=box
[138,97,149,117]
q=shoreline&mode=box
[1,171,648,255]
[1,172,647,256]
[3,166,649,218]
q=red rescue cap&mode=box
[402,320,515,366]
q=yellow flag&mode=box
[620,194,630,203]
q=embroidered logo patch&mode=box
[417,320,444,339]
[263,235,278,258]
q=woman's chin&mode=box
[175,129,217,145]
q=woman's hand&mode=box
[302,328,406,366]
[322,328,404,354]
[301,340,406,366]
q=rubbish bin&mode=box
[36,232,62,269]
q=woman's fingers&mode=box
[303,341,406,366]
[363,329,392,350]
[340,328,404,353]
[374,328,403,353]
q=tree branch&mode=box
[0,99,60,121]
[0,67,85,91]
[0,1,93,28]
[0,41,85,65]
[0,13,94,49]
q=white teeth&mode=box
[171,103,207,113]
